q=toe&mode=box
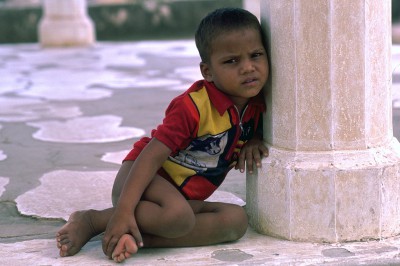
[58,238,70,246]
[59,246,68,257]
[118,253,127,263]
[124,238,138,255]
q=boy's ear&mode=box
[200,62,213,82]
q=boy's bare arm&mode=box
[236,134,268,174]
[102,138,171,258]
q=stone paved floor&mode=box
[0,40,399,265]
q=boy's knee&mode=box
[220,205,248,242]
[162,203,195,238]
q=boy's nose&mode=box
[240,59,255,74]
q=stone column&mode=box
[244,0,260,20]
[247,0,400,242]
[38,0,95,47]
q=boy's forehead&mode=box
[214,27,260,41]
[209,28,263,50]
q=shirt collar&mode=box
[202,80,266,116]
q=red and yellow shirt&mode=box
[125,80,265,200]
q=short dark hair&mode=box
[195,7,264,63]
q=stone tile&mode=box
[15,170,115,220]
[27,115,145,143]
[0,125,5,161]
[0,177,9,197]
[15,168,245,221]
[0,97,82,122]
[18,69,113,101]
[101,149,130,164]
[1,229,400,265]
[207,190,245,207]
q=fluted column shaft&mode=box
[247,0,400,242]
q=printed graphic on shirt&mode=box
[169,131,228,171]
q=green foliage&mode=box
[0,0,242,43]
[0,7,42,43]
[394,0,400,22]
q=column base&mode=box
[247,138,400,242]
[39,18,95,47]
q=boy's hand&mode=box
[102,210,143,259]
[236,137,268,173]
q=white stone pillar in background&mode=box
[244,0,260,20]
[39,0,95,47]
[247,0,400,242]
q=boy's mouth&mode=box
[242,78,258,85]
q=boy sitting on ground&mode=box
[56,7,269,263]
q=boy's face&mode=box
[200,28,269,108]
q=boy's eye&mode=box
[252,52,264,58]
[223,58,238,64]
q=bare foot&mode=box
[56,210,98,257]
[112,234,138,263]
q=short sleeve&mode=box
[153,94,198,154]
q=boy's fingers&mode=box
[237,150,246,172]
[102,235,109,255]
[245,149,254,173]
[131,230,143,248]
[252,149,262,167]
[233,161,239,170]
[106,236,118,258]
[102,231,116,256]
[260,145,269,157]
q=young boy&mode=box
[56,7,269,263]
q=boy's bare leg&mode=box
[57,160,248,259]
[102,172,197,259]
[56,161,135,257]
[56,176,191,257]
[56,161,195,258]
[110,201,247,262]
[57,200,247,258]
[111,161,248,250]
[144,200,248,248]
[56,208,113,257]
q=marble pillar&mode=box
[244,0,261,20]
[247,0,400,242]
[39,0,95,47]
